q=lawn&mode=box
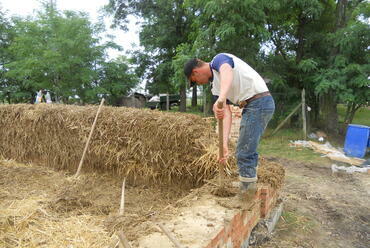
[259,128,330,164]
[337,104,370,126]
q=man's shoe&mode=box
[239,182,257,201]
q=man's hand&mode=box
[219,145,229,163]
[213,99,225,119]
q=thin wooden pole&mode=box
[270,103,302,136]
[74,98,105,177]
[117,231,131,248]
[217,101,225,186]
[119,178,126,215]
[157,223,184,248]
[203,86,207,117]
[107,237,121,248]
[166,93,169,111]
[302,89,307,140]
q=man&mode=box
[184,53,275,193]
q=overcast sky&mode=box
[0,0,140,58]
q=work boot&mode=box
[239,182,257,202]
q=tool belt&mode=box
[238,91,271,109]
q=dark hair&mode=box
[184,58,203,87]
[184,58,202,78]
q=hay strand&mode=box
[157,223,184,248]
[119,178,126,215]
[117,231,131,248]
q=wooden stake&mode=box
[166,93,170,111]
[217,101,225,186]
[270,103,302,136]
[74,98,105,178]
[302,89,307,140]
[157,223,184,248]
[119,178,126,215]
[117,231,131,248]
[107,237,120,248]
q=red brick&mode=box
[205,184,281,248]
[205,227,225,248]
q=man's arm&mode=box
[213,63,234,119]
[218,63,233,103]
[213,63,233,162]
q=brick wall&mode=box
[205,185,279,248]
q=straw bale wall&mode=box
[0,104,220,185]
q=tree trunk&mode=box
[179,83,186,112]
[204,84,213,115]
[344,103,352,124]
[296,14,307,64]
[320,0,349,133]
[191,85,197,107]
[321,92,339,134]
[344,102,362,124]
[6,92,11,104]
[335,0,348,30]
[307,92,320,127]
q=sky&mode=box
[0,0,140,59]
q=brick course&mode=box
[205,185,279,248]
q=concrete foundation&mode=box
[138,185,281,248]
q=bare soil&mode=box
[0,156,285,248]
[0,159,189,247]
[2,155,367,248]
[255,156,370,248]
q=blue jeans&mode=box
[236,95,275,182]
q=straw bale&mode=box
[257,158,285,189]
[0,104,223,185]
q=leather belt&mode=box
[238,91,271,109]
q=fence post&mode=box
[166,93,169,111]
[302,89,307,140]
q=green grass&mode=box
[279,211,316,234]
[259,128,331,164]
[259,105,369,162]
[168,105,207,117]
[337,104,370,126]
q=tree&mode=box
[98,56,139,105]
[3,2,136,104]
[106,0,194,111]
[187,0,270,63]
[315,0,370,127]
[0,8,15,103]
[259,0,336,128]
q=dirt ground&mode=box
[1,155,368,248]
[255,156,370,248]
[0,159,190,248]
[0,154,284,248]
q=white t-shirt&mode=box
[210,53,269,104]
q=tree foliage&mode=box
[106,0,195,111]
[1,2,138,104]
[2,0,369,131]
[98,56,138,105]
[105,0,369,129]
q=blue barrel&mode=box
[344,124,370,158]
